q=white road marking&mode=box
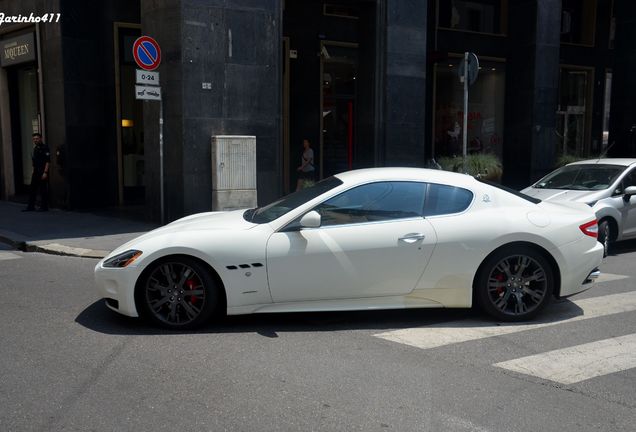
[374,291,636,350]
[595,272,629,284]
[0,251,21,261]
[494,333,636,384]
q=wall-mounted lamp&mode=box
[121,119,134,128]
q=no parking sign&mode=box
[132,36,161,71]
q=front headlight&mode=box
[103,250,143,268]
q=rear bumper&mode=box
[557,239,604,298]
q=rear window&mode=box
[423,183,474,216]
[478,179,541,204]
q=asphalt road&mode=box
[1,240,635,432]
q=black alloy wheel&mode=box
[138,257,219,329]
[476,246,554,321]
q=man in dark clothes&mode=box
[23,133,50,212]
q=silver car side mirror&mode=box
[300,210,321,228]
[624,186,636,201]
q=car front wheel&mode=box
[476,246,554,321]
[137,257,220,329]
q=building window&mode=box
[561,0,596,46]
[556,67,593,157]
[438,0,508,35]
[433,58,506,161]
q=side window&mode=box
[315,181,426,226]
[423,183,473,216]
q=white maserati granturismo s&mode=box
[95,168,603,329]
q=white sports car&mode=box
[95,168,604,329]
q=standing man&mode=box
[23,133,50,212]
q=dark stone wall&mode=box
[608,0,636,157]
[141,0,183,222]
[503,0,561,188]
[142,0,282,221]
[382,0,427,166]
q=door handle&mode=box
[399,233,426,243]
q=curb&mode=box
[0,234,107,259]
[27,243,109,259]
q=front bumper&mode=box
[94,262,143,317]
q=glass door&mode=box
[116,25,145,205]
[320,42,358,179]
[10,66,40,192]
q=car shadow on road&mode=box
[75,297,585,337]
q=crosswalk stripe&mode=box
[493,333,636,384]
[374,291,636,350]
[595,273,629,283]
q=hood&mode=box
[106,210,256,257]
[160,209,256,233]
[521,187,604,203]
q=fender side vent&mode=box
[226,265,238,270]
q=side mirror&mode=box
[299,210,321,228]
[624,186,636,201]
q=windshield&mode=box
[245,177,343,224]
[533,164,625,191]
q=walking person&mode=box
[296,138,315,191]
[23,133,50,212]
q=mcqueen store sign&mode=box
[1,33,36,67]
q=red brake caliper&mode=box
[495,273,505,295]
[186,279,197,304]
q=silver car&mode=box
[522,158,636,255]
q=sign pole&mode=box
[159,99,165,225]
[132,35,163,223]
[462,51,469,173]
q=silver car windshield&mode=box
[534,164,626,191]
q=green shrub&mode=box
[437,153,503,181]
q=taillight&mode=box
[579,220,598,238]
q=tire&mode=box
[475,246,554,322]
[137,257,220,330]
[597,220,611,258]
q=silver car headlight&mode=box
[103,250,143,268]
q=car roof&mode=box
[568,158,636,167]
[334,167,477,187]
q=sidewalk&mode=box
[0,201,157,259]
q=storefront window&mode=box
[561,0,596,45]
[433,58,506,160]
[556,67,592,156]
[438,0,507,35]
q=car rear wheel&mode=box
[476,246,554,321]
[597,220,611,257]
[138,257,219,329]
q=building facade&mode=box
[0,0,633,221]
